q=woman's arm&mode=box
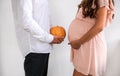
[69,6,108,49]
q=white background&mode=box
[0,0,120,76]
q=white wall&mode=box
[0,0,24,76]
[0,1,2,75]
[104,0,120,75]
[0,0,120,76]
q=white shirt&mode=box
[12,0,54,57]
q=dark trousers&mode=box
[24,53,50,76]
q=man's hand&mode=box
[50,36,64,44]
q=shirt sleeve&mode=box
[98,0,109,9]
[98,0,115,26]
[20,0,54,43]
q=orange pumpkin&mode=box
[50,26,66,38]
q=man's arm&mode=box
[21,0,54,43]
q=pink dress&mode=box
[68,0,114,76]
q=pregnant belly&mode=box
[68,19,93,42]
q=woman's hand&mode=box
[68,39,81,49]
